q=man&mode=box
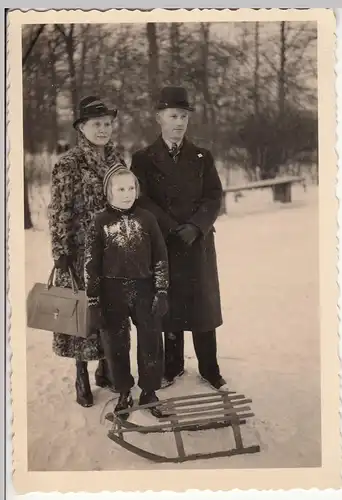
[131,86,228,391]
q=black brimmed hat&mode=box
[156,86,194,112]
[73,96,118,129]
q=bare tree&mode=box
[55,24,78,120]
[146,23,160,104]
[22,24,46,230]
[47,34,60,152]
[22,24,46,67]
[278,21,286,117]
[253,22,260,117]
[200,23,212,126]
[170,23,181,84]
[146,23,160,141]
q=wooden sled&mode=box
[106,391,260,463]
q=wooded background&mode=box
[22,21,318,228]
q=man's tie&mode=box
[169,142,181,163]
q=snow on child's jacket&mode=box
[84,203,169,308]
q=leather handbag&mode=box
[26,266,89,338]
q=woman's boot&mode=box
[75,361,94,407]
[95,358,118,392]
[114,391,134,420]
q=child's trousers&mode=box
[99,278,163,393]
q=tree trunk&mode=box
[56,25,78,121]
[170,23,181,84]
[48,39,58,153]
[22,24,46,67]
[253,22,260,117]
[146,23,160,104]
[251,22,261,177]
[24,173,33,230]
[200,23,210,126]
[146,23,160,141]
[66,36,78,121]
[78,24,90,91]
[22,25,46,230]
[279,21,286,117]
[200,23,216,152]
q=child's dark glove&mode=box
[151,291,169,317]
[54,255,73,273]
[87,307,106,338]
[175,223,200,245]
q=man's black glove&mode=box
[175,223,200,246]
[54,255,73,273]
[166,226,180,243]
[87,307,106,338]
[151,291,169,317]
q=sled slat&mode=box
[162,391,236,403]
[174,412,255,430]
[106,413,245,432]
[114,412,254,433]
[114,392,245,416]
[165,397,251,410]
[159,405,252,422]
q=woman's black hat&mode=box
[73,96,118,129]
[156,86,194,112]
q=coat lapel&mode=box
[148,136,179,178]
[178,138,202,165]
[148,136,201,179]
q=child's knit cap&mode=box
[103,162,129,196]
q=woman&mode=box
[48,95,129,408]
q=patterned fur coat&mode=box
[48,133,127,361]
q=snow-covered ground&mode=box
[25,183,321,471]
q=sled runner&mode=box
[106,391,260,463]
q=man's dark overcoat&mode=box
[131,136,223,333]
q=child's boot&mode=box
[75,361,94,408]
[139,390,164,419]
[95,358,119,392]
[114,391,134,420]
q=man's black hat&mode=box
[156,86,194,112]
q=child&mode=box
[84,163,169,419]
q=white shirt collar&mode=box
[163,137,183,150]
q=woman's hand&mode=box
[87,307,106,338]
[54,255,73,273]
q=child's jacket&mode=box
[84,202,169,307]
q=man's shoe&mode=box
[160,369,185,389]
[201,375,229,392]
[160,377,174,389]
[139,391,164,418]
[114,391,134,420]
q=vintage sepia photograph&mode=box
[7,8,339,493]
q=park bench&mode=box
[105,391,260,463]
[224,175,306,205]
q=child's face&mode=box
[107,173,136,209]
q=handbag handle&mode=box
[46,266,79,295]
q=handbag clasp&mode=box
[53,309,60,320]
